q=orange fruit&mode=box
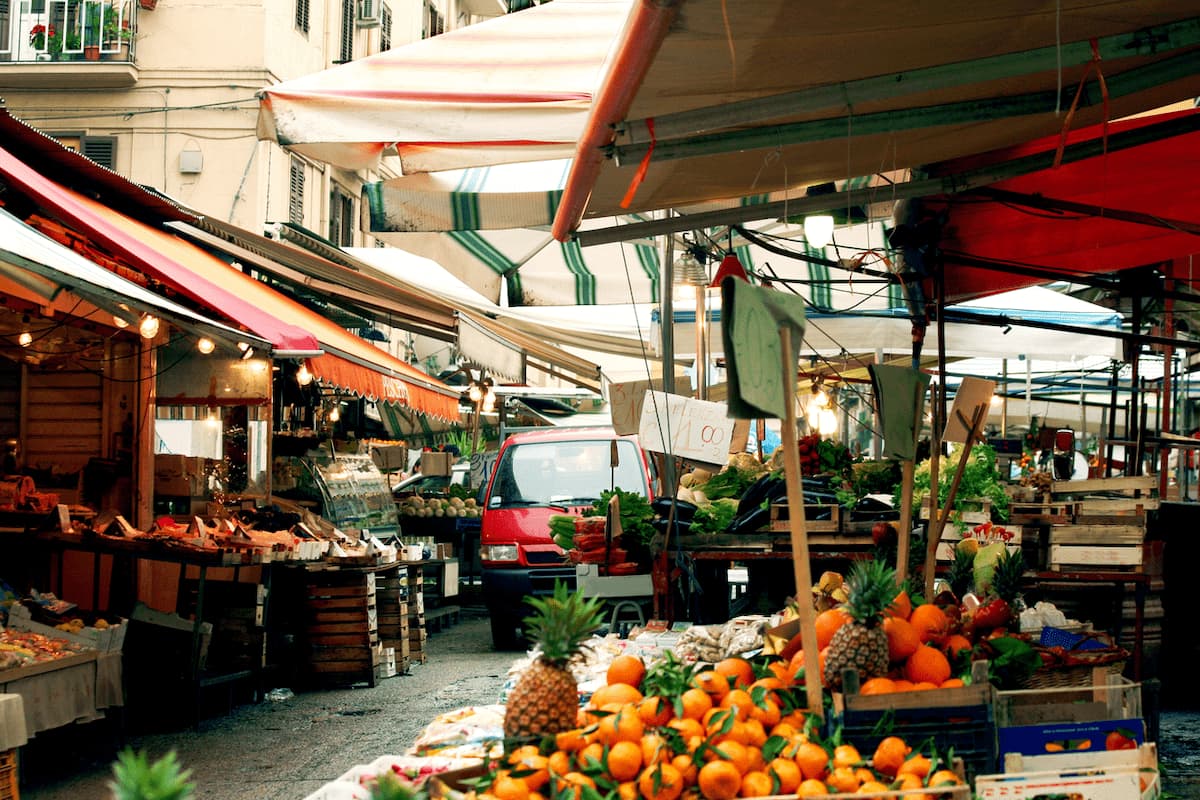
[827,766,861,793]
[670,753,699,785]
[883,616,922,663]
[607,740,644,782]
[555,772,596,800]
[547,750,571,777]
[639,695,673,727]
[897,754,932,779]
[859,677,897,696]
[787,649,827,686]
[748,697,781,728]
[905,645,952,686]
[579,742,605,769]
[745,746,766,773]
[740,771,774,797]
[887,590,913,620]
[815,608,853,649]
[854,768,876,786]
[679,688,714,720]
[940,678,965,689]
[765,660,794,686]
[912,681,940,690]
[638,763,684,800]
[642,733,670,766]
[895,773,925,791]
[609,654,647,688]
[871,736,911,777]
[793,741,829,780]
[798,778,830,797]
[742,718,768,748]
[598,706,645,745]
[714,657,755,690]
[708,740,751,774]
[591,683,644,708]
[928,769,962,787]
[668,716,705,742]
[719,689,754,722]
[767,758,802,794]
[832,744,862,770]
[908,604,950,645]
[942,634,973,660]
[555,729,587,752]
[513,754,550,791]
[770,721,800,742]
[697,760,741,800]
[858,780,891,796]
[891,679,916,692]
[493,776,530,800]
[617,782,640,800]
[692,670,732,699]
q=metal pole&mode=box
[661,217,676,398]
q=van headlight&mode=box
[484,545,518,562]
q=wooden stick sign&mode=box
[720,277,824,716]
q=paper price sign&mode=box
[608,378,662,437]
[637,391,736,464]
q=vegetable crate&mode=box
[977,744,1160,800]
[767,502,847,542]
[920,497,992,525]
[936,523,1022,562]
[303,571,379,687]
[375,569,411,672]
[1047,476,1154,571]
[0,748,15,800]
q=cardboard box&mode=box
[998,718,1145,763]
[420,452,454,477]
[979,745,1159,800]
[6,604,127,652]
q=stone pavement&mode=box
[16,605,1200,799]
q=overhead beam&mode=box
[610,51,1198,167]
[575,113,1200,247]
[618,18,1200,146]
[969,187,1200,237]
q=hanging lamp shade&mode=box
[709,253,749,288]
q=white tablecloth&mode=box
[0,693,27,750]
[0,652,123,738]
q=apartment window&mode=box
[422,1,443,39]
[295,0,309,33]
[380,2,392,51]
[53,134,117,170]
[288,157,305,226]
[339,0,354,61]
[329,185,355,247]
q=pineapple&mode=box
[109,749,195,800]
[823,560,896,689]
[946,547,976,601]
[990,548,1026,611]
[503,581,604,742]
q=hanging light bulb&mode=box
[196,337,215,355]
[328,405,341,422]
[803,214,835,249]
[482,389,496,413]
[468,383,483,403]
[296,363,313,386]
[112,314,131,329]
[18,331,33,347]
[206,408,220,428]
[818,408,839,436]
[240,346,255,361]
[236,342,250,352]
[138,314,160,340]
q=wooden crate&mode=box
[303,572,379,686]
[920,497,992,525]
[768,502,842,534]
[1008,497,1072,525]
[936,524,1022,562]
[0,748,16,800]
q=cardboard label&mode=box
[637,391,738,464]
[608,379,662,437]
[943,376,996,444]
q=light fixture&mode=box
[673,247,708,286]
[240,346,255,361]
[328,406,341,422]
[482,389,496,413]
[817,407,838,436]
[112,315,131,329]
[138,314,160,340]
[236,342,250,352]
[18,331,32,347]
[709,253,749,288]
[803,214,835,249]
[206,408,220,428]
[296,363,313,386]
[468,383,483,403]
[196,337,215,355]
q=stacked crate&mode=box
[1046,476,1156,572]
[303,571,379,687]
[407,564,427,664]
[375,565,410,675]
[180,579,266,673]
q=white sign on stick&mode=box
[637,391,737,465]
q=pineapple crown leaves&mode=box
[364,772,422,800]
[990,547,1026,603]
[843,559,899,627]
[521,581,605,665]
[109,748,195,800]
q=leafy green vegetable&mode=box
[984,636,1042,689]
[593,488,655,547]
[690,498,741,536]
[699,466,761,500]
[900,442,1010,523]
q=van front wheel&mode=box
[489,611,524,650]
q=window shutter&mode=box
[340,0,354,61]
[81,136,116,169]
[289,158,305,225]
[328,188,342,244]
[380,3,391,51]
[295,0,309,33]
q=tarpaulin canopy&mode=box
[256,0,631,174]
[553,1,1200,239]
[924,109,1200,302]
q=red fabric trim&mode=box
[307,355,461,422]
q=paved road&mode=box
[17,604,1200,799]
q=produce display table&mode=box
[0,651,122,738]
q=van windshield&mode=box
[487,439,646,508]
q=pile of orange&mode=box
[485,654,965,800]
[798,594,970,695]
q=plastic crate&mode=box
[829,702,997,780]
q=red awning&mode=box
[925,109,1200,302]
[0,143,461,421]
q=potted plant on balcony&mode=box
[83,4,104,60]
[102,5,134,61]
[29,24,51,59]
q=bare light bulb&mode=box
[817,408,838,436]
[197,337,215,355]
[329,406,341,422]
[482,390,496,413]
[18,331,32,347]
[468,384,483,403]
[804,214,835,249]
[138,314,160,339]
[112,315,131,329]
[296,364,313,386]
[206,409,220,428]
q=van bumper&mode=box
[481,565,577,607]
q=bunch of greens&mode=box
[983,636,1042,689]
[592,488,655,547]
[699,465,761,500]
[110,749,195,800]
[901,442,1010,523]
[689,498,741,536]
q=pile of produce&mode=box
[552,515,638,575]
[0,628,92,670]
[787,433,856,478]
[903,442,1010,523]
[397,496,481,520]
[492,583,966,800]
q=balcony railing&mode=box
[0,0,136,63]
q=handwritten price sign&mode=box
[637,391,738,464]
[608,378,662,437]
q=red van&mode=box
[479,427,654,647]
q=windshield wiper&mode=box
[495,499,542,508]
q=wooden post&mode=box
[896,460,914,586]
[924,394,941,601]
[926,404,988,598]
[778,327,822,717]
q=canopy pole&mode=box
[779,325,822,717]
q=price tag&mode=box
[608,378,663,436]
[637,391,737,464]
